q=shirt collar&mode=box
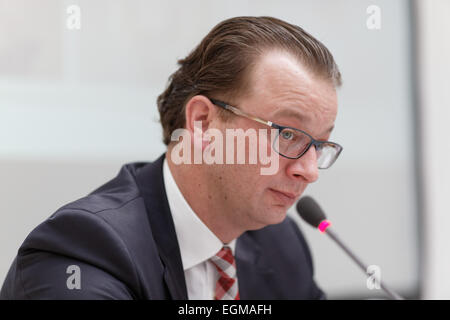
[162,156,236,270]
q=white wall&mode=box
[415,0,450,300]
[0,0,419,298]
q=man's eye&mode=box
[281,130,295,140]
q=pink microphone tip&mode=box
[318,220,331,233]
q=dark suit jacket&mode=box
[0,154,325,300]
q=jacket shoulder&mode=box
[0,161,156,299]
[6,207,141,299]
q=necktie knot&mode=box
[209,246,240,300]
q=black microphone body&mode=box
[297,196,404,300]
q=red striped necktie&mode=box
[210,246,240,300]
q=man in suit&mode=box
[0,16,342,300]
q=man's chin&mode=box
[248,207,288,230]
[269,205,289,224]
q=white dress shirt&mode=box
[162,157,237,300]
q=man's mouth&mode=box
[268,188,297,206]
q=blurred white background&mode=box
[0,0,448,299]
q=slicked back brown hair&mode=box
[157,16,342,145]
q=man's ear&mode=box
[184,95,216,150]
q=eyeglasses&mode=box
[209,98,343,169]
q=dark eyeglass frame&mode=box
[208,97,343,169]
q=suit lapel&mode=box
[235,232,276,299]
[135,153,188,300]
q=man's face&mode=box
[209,50,338,231]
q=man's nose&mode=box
[286,145,319,183]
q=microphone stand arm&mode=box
[326,228,404,300]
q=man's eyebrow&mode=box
[272,108,307,121]
[325,124,335,134]
[272,108,335,136]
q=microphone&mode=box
[296,196,404,300]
